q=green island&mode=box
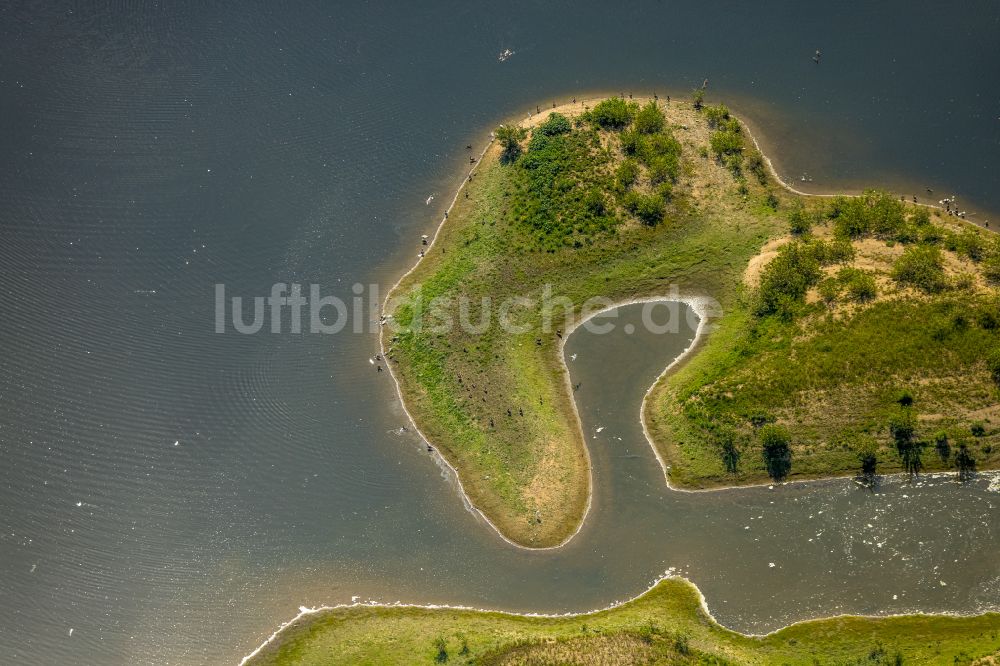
[248,97,1000,664]
[381,94,999,547]
[247,577,1000,665]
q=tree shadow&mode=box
[935,436,951,463]
[721,440,741,475]
[955,444,977,482]
[855,472,882,492]
[896,439,924,476]
[499,146,521,165]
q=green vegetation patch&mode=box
[247,578,1000,665]
[384,98,783,545]
[513,122,619,249]
[386,95,999,545]
[648,186,1000,488]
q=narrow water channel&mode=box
[561,302,1000,633]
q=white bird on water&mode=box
[425,195,434,205]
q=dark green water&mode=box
[1,2,999,663]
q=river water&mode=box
[1,2,999,663]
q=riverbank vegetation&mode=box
[647,181,1000,488]
[383,94,999,547]
[247,577,1000,665]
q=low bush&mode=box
[983,252,1000,284]
[633,101,665,134]
[892,244,947,293]
[948,228,986,262]
[709,124,743,159]
[831,190,906,240]
[622,191,665,226]
[703,104,731,129]
[536,112,572,136]
[691,88,705,110]
[818,277,840,305]
[978,301,1000,329]
[813,238,855,264]
[746,152,767,184]
[756,241,824,316]
[591,97,633,130]
[616,159,639,190]
[838,267,877,302]
[788,204,811,235]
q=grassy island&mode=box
[381,95,999,547]
[246,95,1000,665]
[246,577,1000,665]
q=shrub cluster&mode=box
[610,102,680,226]
[942,227,1000,285]
[757,243,821,316]
[511,127,619,250]
[946,228,986,262]
[702,104,744,175]
[819,267,878,305]
[589,97,634,130]
[505,99,685,247]
[620,109,681,184]
[891,244,947,293]
[633,100,665,134]
[746,152,767,185]
[829,190,909,240]
[787,204,811,235]
[495,124,527,162]
[622,191,666,226]
[987,347,1000,387]
[615,159,639,190]
[980,237,1000,284]
[691,88,705,110]
[536,112,572,136]
[757,239,854,317]
[703,104,731,129]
